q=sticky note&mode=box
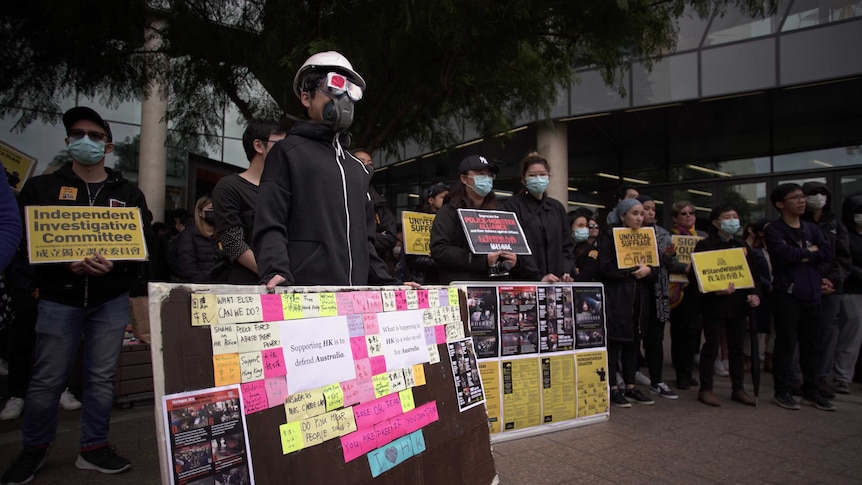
[435,325,447,344]
[236,324,262,353]
[399,389,416,413]
[241,381,267,414]
[279,421,304,455]
[389,414,408,440]
[403,401,439,434]
[347,315,365,337]
[213,353,241,386]
[403,367,416,388]
[216,294,262,325]
[428,344,440,364]
[353,399,384,429]
[373,419,395,447]
[446,322,465,342]
[262,348,287,378]
[323,383,344,411]
[300,293,320,318]
[405,290,418,310]
[341,432,365,462]
[282,293,303,319]
[448,287,459,306]
[412,364,426,386]
[422,310,434,327]
[255,323,281,350]
[300,408,357,448]
[370,355,387,376]
[366,334,383,357]
[394,290,408,311]
[265,376,289,409]
[409,430,427,454]
[319,293,338,316]
[350,291,370,314]
[388,369,406,393]
[381,393,403,420]
[328,407,357,436]
[417,290,429,309]
[366,291,384,313]
[341,379,361,407]
[239,351,265,383]
[368,438,414,478]
[354,358,372,381]
[439,289,450,306]
[373,373,391,398]
[211,324,239,355]
[428,289,440,308]
[260,294,284,322]
[362,313,380,334]
[424,326,436,345]
[357,379,377,404]
[336,292,354,315]
[381,290,396,312]
[191,293,217,326]
[284,389,326,422]
[350,336,369,360]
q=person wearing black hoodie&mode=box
[764,183,835,411]
[253,52,395,288]
[801,182,851,398]
[837,195,862,394]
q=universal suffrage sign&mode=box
[25,206,148,263]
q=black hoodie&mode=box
[842,194,862,294]
[801,181,852,293]
[253,122,395,286]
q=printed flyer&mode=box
[163,385,254,485]
[446,337,486,412]
[501,358,541,431]
[477,361,501,434]
[537,286,574,352]
[576,351,609,418]
[499,286,539,356]
[467,286,500,358]
[573,287,605,349]
[541,354,576,423]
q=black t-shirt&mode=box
[212,173,260,283]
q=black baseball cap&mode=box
[62,106,113,142]
[458,155,499,174]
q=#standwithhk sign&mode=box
[457,209,532,255]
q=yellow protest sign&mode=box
[0,140,37,192]
[690,247,755,293]
[612,227,659,269]
[24,206,148,263]
[402,211,435,255]
[670,235,703,283]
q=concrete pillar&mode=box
[137,21,168,222]
[536,121,568,207]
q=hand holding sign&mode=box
[83,251,114,275]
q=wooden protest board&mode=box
[669,235,703,283]
[457,209,532,255]
[0,140,37,192]
[24,206,148,263]
[690,247,755,293]
[402,211,435,256]
[612,227,659,269]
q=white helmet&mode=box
[292,51,366,99]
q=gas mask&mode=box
[318,72,362,132]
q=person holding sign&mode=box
[599,198,656,407]
[568,208,599,282]
[2,107,149,484]
[500,155,573,283]
[690,205,760,407]
[400,182,449,284]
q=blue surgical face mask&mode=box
[525,175,549,196]
[720,218,740,235]
[573,227,589,242]
[468,175,494,197]
[68,137,106,165]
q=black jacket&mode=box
[253,122,395,286]
[763,218,833,304]
[842,195,862,295]
[18,163,152,307]
[801,182,851,293]
[501,193,573,280]
[691,233,760,319]
[598,229,654,342]
[369,186,398,257]
[571,241,599,282]
[176,224,220,283]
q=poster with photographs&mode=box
[499,285,539,356]
[537,286,574,352]
[467,286,500,359]
[446,337,486,412]
[163,385,254,485]
[574,287,605,349]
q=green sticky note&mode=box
[448,287,459,307]
[399,388,415,413]
[279,421,304,454]
[282,294,302,320]
[323,383,344,411]
[319,293,338,316]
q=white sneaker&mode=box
[59,388,82,411]
[0,358,8,376]
[635,370,651,386]
[0,397,24,420]
[714,360,729,377]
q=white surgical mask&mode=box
[806,194,827,210]
[854,214,862,225]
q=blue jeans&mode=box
[22,293,129,448]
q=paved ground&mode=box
[1,366,861,484]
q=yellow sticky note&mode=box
[284,389,327,422]
[282,294,303,319]
[372,373,391,398]
[300,416,328,447]
[213,354,241,386]
[319,293,337,316]
[191,293,217,326]
[399,389,416,412]
[279,421,304,455]
[328,407,357,437]
[412,364,426,386]
[448,287,459,307]
[323,383,344,411]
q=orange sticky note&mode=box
[213,353,241,386]
[412,364,426,386]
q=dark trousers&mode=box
[771,293,819,395]
[5,287,38,398]
[644,317,666,386]
[671,294,701,381]
[608,339,639,388]
[700,315,747,392]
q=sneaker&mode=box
[714,360,729,377]
[610,389,631,408]
[802,393,836,412]
[635,371,651,386]
[75,446,131,474]
[0,447,48,484]
[649,382,678,399]
[59,389,81,411]
[772,392,800,410]
[817,381,835,400]
[0,358,8,376]
[0,398,24,421]
[834,381,850,395]
[624,388,655,405]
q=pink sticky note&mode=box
[359,427,379,453]
[353,397,389,429]
[350,292,370,314]
[389,414,408,440]
[357,379,377,404]
[341,432,365,462]
[341,379,361,407]
[394,290,408,311]
[241,381,267,414]
[417,290,429,309]
[374,419,395,447]
[438,289,449,306]
[370,356,387,376]
[347,314,365,337]
[264,376,289,409]
[354,359,372,381]
[362,313,380,334]
[424,327,436,345]
[366,291,383,313]
[418,401,440,425]
[434,325,447,344]
[382,393,403,420]
[350,336,369,360]
[336,293,355,315]
[262,348,287,378]
[260,294,284,322]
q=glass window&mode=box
[704,4,776,46]
[779,20,862,86]
[701,39,776,97]
[223,138,249,169]
[631,53,699,106]
[570,70,630,115]
[777,175,827,187]
[720,182,768,224]
[671,187,713,232]
[671,157,771,181]
[842,174,862,199]
[781,0,862,31]
[675,9,713,51]
[773,146,862,172]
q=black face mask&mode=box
[203,210,215,225]
[321,93,355,131]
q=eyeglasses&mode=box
[784,194,806,201]
[588,224,599,229]
[68,129,109,143]
[318,72,363,101]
